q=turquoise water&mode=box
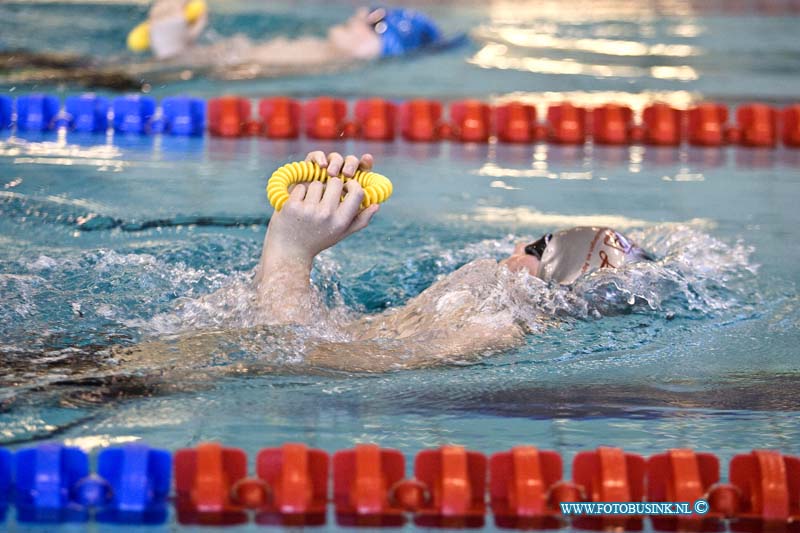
[1,1,800,531]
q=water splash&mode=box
[115,224,760,373]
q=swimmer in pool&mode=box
[142,3,444,61]
[2,5,455,89]
[253,150,655,372]
[131,4,453,81]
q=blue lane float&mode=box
[0,96,12,130]
[0,447,10,518]
[162,95,206,136]
[10,443,171,525]
[64,94,110,133]
[112,95,156,134]
[16,94,60,132]
[95,444,172,524]
[14,444,90,522]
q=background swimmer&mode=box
[132,4,455,81]
[2,4,459,89]
[253,150,656,372]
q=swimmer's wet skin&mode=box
[251,150,657,372]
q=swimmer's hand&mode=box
[255,151,379,322]
[304,150,374,178]
[261,151,380,270]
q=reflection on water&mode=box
[470,43,700,81]
[472,3,704,82]
[484,0,800,22]
[472,26,701,57]
[2,134,798,178]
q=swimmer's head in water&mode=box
[501,242,542,278]
[328,7,442,59]
[366,6,443,57]
[501,227,655,284]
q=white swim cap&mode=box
[528,227,653,285]
[150,15,191,59]
[148,0,207,59]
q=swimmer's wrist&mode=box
[256,252,313,299]
[262,227,316,268]
[261,251,313,273]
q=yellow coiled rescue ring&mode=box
[267,161,393,211]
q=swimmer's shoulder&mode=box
[455,258,502,276]
[415,258,500,297]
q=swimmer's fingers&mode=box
[336,179,366,224]
[341,155,361,178]
[305,150,328,167]
[321,176,344,212]
[324,152,372,177]
[326,152,345,176]
[344,204,380,237]
[358,153,374,172]
[283,183,307,209]
[304,180,325,205]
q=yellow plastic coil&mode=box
[267,161,393,211]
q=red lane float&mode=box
[208,96,252,138]
[413,445,487,528]
[400,99,444,142]
[174,442,250,525]
[728,450,800,527]
[259,97,301,139]
[572,446,646,531]
[450,100,492,143]
[547,103,588,144]
[355,99,397,141]
[255,443,328,526]
[688,103,729,146]
[174,442,329,526]
[494,102,539,144]
[647,449,722,531]
[592,104,634,145]
[304,97,347,140]
[736,103,779,147]
[783,105,800,147]
[333,444,406,526]
[642,103,684,146]
[489,446,564,529]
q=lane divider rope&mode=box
[2,94,799,148]
[1,443,798,528]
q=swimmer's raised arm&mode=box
[255,150,528,371]
[255,151,379,324]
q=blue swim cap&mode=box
[370,7,443,57]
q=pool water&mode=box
[1,0,800,531]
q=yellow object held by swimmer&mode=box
[267,161,393,211]
[127,0,207,53]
